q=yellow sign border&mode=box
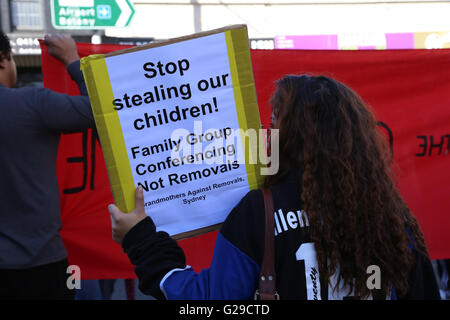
[81,55,136,212]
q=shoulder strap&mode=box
[255,188,279,300]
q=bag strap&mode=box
[255,188,279,300]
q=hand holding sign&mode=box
[109,186,147,245]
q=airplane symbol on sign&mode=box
[97,5,111,19]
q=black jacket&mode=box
[123,178,440,300]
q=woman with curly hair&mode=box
[109,74,439,300]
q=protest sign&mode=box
[80,25,264,239]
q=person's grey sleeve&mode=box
[33,60,95,132]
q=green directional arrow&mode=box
[121,0,136,27]
[51,0,135,29]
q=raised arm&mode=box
[33,34,94,132]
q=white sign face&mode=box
[104,33,250,236]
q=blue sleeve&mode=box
[161,232,260,300]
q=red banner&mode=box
[40,43,450,280]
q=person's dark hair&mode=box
[266,74,428,298]
[0,31,12,62]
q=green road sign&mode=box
[51,0,135,29]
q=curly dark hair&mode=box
[0,30,12,62]
[266,74,428,299]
